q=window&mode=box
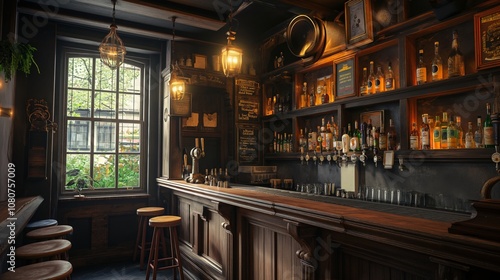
[64,55,144,191]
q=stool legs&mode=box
[146,226,182,280]
[133,216,148,269]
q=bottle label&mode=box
[375,79,381,87]
[474,132,482,146]
[368,80,373,90]
[432,65,438,74]
[421,131,430,145]
[385,78,393,90]
[465,136,473,148]
[410,136,419,150]
[416,68,426,83]
[433,128,441,141]
[379,135,387,149]
[484,127,494,145]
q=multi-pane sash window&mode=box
[64,56,143,190]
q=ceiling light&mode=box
[221,1,243,77]
[99,0,126,70]
[169,16,186,101]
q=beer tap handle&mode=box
[195,138,199,148]
[201,137,205,157]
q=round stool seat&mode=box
[17,239,72,260]
[26,225,73,240]
[26,219,58,230]
[137,207,165,217]
[0,260,72,280]
[149,215,181,228]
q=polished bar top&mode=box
[158,178,500,273]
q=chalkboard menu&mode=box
[168,92,192,116]
[236,79,259,96]
[335,58,355,98]
[237,124,260,165]
[237,97,259,122]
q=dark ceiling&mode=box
[17,0,347,47]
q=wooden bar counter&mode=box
[157,179,500,280]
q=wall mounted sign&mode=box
[345,0,373,48]
[474,5,500,70]
[237,124,261,165]
[335,58,356,99]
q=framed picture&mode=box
[360,110,384,129]
[474,6,500,70]
[193,54,207,69]
[334,58,356,99]
[345,0,373,48]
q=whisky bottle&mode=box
[465,122,475,148]
[354,120,361,151]
[440,112,449,149]
[375,65,385,93]
[321,83,329,104]
[433,115,441,149]
[367,61,376,94]
[316,126,322,152]
[456,116,464,149]
[447,115,458,149]
[484,102,494,148]
[301,82,308,109]
[342,127,350,154]
[447,30,465,78]
[385,62,395,91]
[416,49,427,85]
[474,116,483,148]
[299,129,307,153]
[379,125,387,150]
[325,121,333,151]
[410,122,419,150]
[367,119,374,150]
[360,67,368,95]
[431,41,443,81]
[421,114,431,150]
[320,119,327,151]
[387,119,397,150]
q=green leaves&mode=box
[0,40,40,81]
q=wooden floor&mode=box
[72,260,175,280]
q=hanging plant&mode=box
[0,39,40,82]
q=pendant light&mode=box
[221,1,243,77]
[169,16,186,101]
[99,0,126,70]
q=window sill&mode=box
[59,192,149,202]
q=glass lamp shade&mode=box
[221,44,243,77]
[99,24,126,70]
[170,76,186,101]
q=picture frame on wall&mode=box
[474,6,500,70]
[360,110,384,129]
[345,0,373,48]
[334,57,356,99]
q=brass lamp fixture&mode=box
[169,16,185,100]
[99,0,126,70]
[221,2,243,77]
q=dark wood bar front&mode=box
[158,179,500,280]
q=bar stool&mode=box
[0,260,72,280]
[17,239,72,262]
[146,215,184,280]
[26,219,58,231]
[26,225,73,240]
[134,207,165,269]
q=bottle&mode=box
[341,127,350,154]
[301,82,308,109]
[360,67,368,95]
[428,116,435,149]
[456,116,464,149]
[465,121,475,148]
[385,62,395,91]
[387,119,397,150]
[320,119,327,151]
[379,125,387,150]
[372,126,379,152]
[375,65,385,93]
[321,81,329,104]
[433,115,441,149]
[347,123,354,151]
[360,121,367,150]
[410,122,419,150]
[474,116,483,148]
[309,87,315,107]
[288,134,294,152]
[367,119,374,150]
[367,61,376,94]
[325,121,333,151]
[316,126,322,152]
[353,120,361,151]
[431,41,443,81]
[421,114,430,150]
[299,129,307,153]
[440,112,449,149]
[416,49,427,85]
[484,102,494,148]
[331,116,339,141]
[447,30,465,78]
[447,115,458,149]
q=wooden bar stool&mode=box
[0,260,72,280]
[17,239,72,262]
[146,215,184,280]
[134,207,165,269]
[26,225,73,240]
[26,219,58,231]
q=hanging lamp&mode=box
[169,16,185,101]
[99,0,126,70]
[221,1,243,77]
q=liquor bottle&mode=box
[387,119,397,150]
[309,87,315,107]
[410,122,419,150]
[379,125,387,150]
[465,121,475,148]
[321,80,329,104]
[352,121,361,151]
[427,116,435,149]
[433,115,441,149]
[347,123,353,151]
[325,121,333,151]
[299,129,307,153]
[484,103,494,148]
[447,115,458,149]
[301,82,308,109]
[447,30,465,78]
[367,119,374,150]
[431,41,443,81]
[288,134,294,152]
[367,61,376,94]
[331,116,339,141]
[360,67,368,95]
[283,133,288,153]
[474,116,483,148]
[375,65,385,93]
[273,131,277,153]
[320,118,327,151]
[360,121,367,150]
[341,127,350,154]
[316,126,322,152]
[372,126,379,152]
[416,49,427,85]
[440,112,449,149]
[456,116,464,149]
[385,62,395,91]
[421,114,430,150]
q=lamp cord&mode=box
[112,0,117,25]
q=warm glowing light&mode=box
[0,107,13,118]
[221,44,243,77]
[99,24,126,70]
[170,76,185,101]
